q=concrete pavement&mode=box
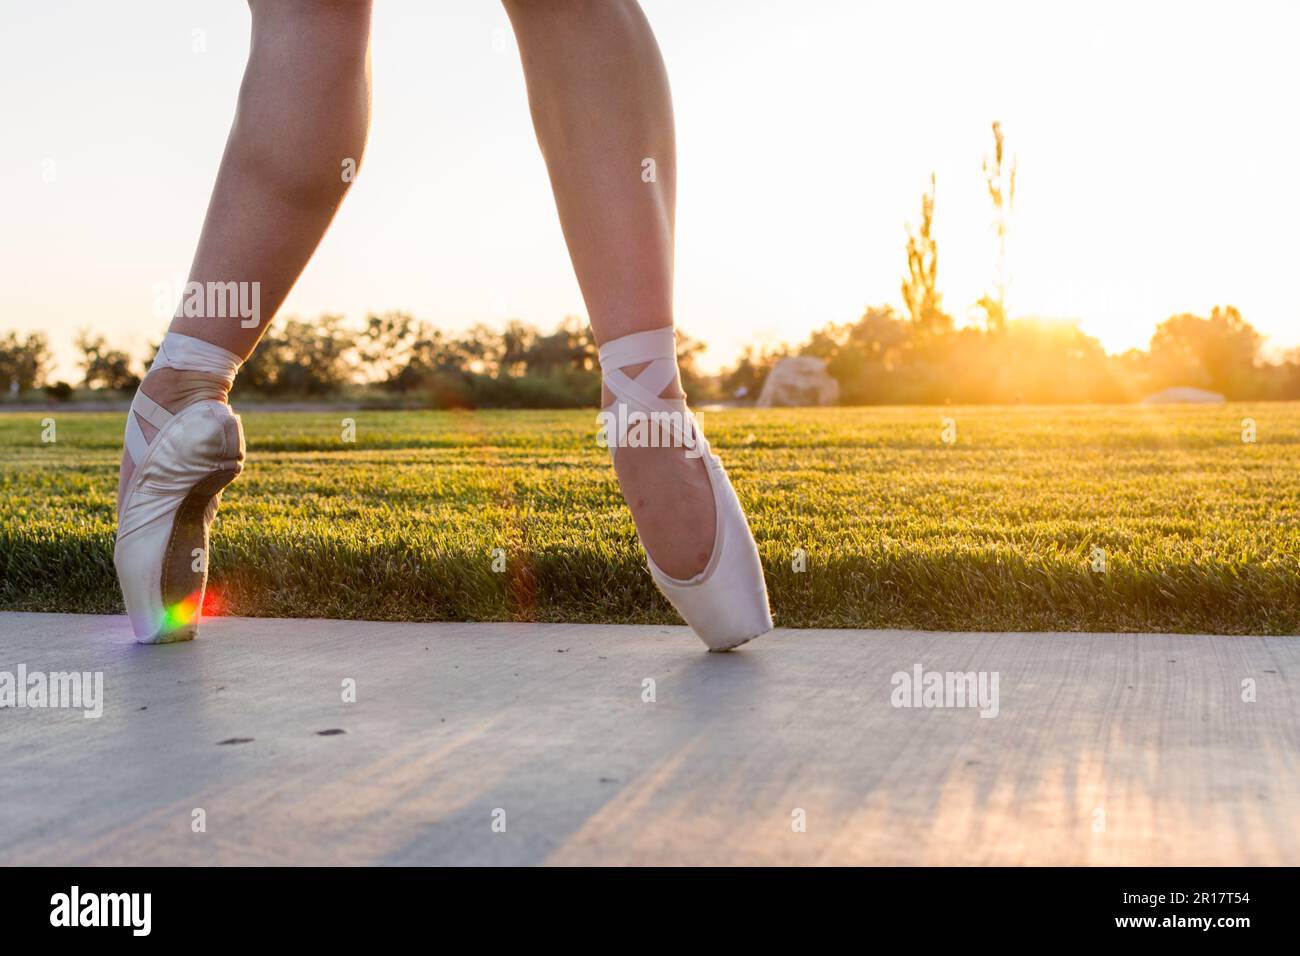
[1,612,1296,865]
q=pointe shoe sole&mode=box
[135,468,241,644]
[706,628,771,653]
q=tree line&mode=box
[0,316,712,408]
[3,303,1295,406]
[722,304,1297,404]
[720,122,1297,404]
[3,122,1298,405]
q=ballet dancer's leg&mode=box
[116,0,372,641]
[504,0,771,648]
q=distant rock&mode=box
[756,356,840,407]
[1140,387,1226,404]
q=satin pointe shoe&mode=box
[114,334,244,643]
[598,327,773,651]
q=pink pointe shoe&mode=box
[599,327,773,651]
[114,334,244,643]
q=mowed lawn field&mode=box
[1,404,1297,634]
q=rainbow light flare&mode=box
[201,585,225,618]
[161,591,202,632]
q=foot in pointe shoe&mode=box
[598,327,773,651]
[114,334,244,644]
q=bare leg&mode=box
[503,0,715,579]
[120,0,372,505]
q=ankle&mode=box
[601,374,685,408]
[139,366,230,411]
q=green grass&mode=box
[1,404,1297,633]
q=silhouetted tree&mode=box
[721,345,786,401]
[357,311,418,383]
[1147,306,1261,397]
[234,315,357,396]
[0,331,53,392]
[901,173,953,337]
[529,317,595,372]
[977,120,1017,333]
[820,306,913,404]
[76,330,139,392]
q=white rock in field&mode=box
[756,356,839,407]
[1140,387,1226,404]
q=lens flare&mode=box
[162,591,202,632]
[201,585,225,618]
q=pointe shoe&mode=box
[599,327,773,651]
[115,390,244,643]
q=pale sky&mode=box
[3,0,1298,378]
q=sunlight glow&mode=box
[1,0,1296,374]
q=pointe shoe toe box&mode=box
[647,457,773,651]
